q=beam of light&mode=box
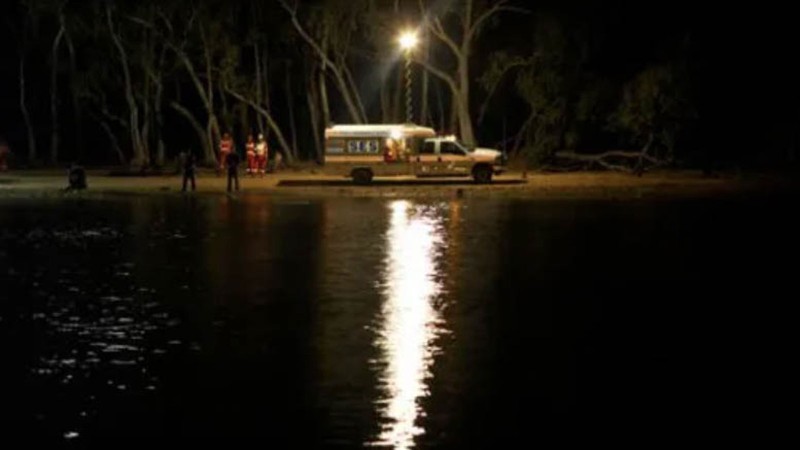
[369,200,447,449]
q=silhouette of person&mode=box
[225,150,240,192]
[218,132,234,174]
[182,152,196,192]
[245,134,256,176]
[66,163,87,191]
[0,136,10,172]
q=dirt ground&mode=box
[0,168,796,200]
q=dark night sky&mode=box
[0,0,798,165]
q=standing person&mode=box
[225,149,241,192]
[182,151,197,192]
[273,148,283,173]
[218,132,233,174]
[245,134,256,176]
[255,133,268,177]
[0,136,10,172]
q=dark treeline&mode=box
[0,0,797,170]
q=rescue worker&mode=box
[225,148,241,192]
[182,152,196,192]
[383,139,396,163]
[218,132,234,174]
[245,134,256,176]
[255,133,268,177]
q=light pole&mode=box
[398,31,418,124]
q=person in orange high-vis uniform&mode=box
[245,134,256,176]
[255,134,268,177]
[219,133,233,172]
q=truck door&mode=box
[439,141,470,176]
[414,140,439,176]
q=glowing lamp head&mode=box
[398,31,418,51]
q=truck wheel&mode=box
[352,168,374,185]
[473,165,493,184]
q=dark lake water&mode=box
[0,193,796,445]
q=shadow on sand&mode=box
[277,178,527,187]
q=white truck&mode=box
[323,124,507,184]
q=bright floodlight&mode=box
[398,31,418,51]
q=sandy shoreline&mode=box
[0,169,796,201]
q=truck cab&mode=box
[416,136,507,183]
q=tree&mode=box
[416,0,522,145]
[10,4,39,163]
[613,62,696,171]
[481,14,587,162]
[278,0,368,124]
[49,6,65,164]
[106,2,147,166]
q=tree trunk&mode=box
[420,33,430,126]
[238,103,250,142]
[95,117,126,165]
[279,2,364,123]
[171,43,217,162]
[254,42,265,135]
[285,62,298,159]
[200,23,221,162]
[207,116,221,164]
[171,101,210,162]
[319,70,331,128]
[263,43,270,129]
[19,57,37,163]
[456,57,476,146]
[50,25,65,165]
[220,85,232,136]
[64,29,84,163]
[106,5,145,166]
[307,70,323,162]
[153,78,165,167]
[343,64,367,123]
[555,149,663,173]
[141,69,152,166]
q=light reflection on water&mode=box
[1,223,183,439]
[370,200,449,449]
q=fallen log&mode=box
[552,150,665,173]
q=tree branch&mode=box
[277,0,364,123]
[554,150,664,173]
[468,1,527,39]
[428,17,462,58]
[224,86,295,164]
[413,56,458,97]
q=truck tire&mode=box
[472,165,493,184]
[352,168,374,185]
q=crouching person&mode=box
[66,163,87,191]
